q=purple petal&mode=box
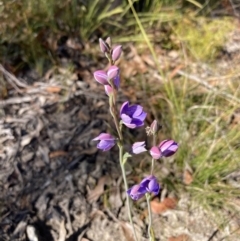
[131,118,144,127]
[159,140,178,157]
[150,146,161,159]
[104,85,113,96]
[94,70,108,85]
[132,141,147,154]
[124,105,138,116]
[121,114,132,124]
[123,122,137,129]
[147,179,160,195]
[120,101,129,115]
[97,140,115,151]
[135,111,147,122]
[140,175,160,195]
[113,75,120,89]
[112,45,122,62]
[132,105,143,117]
[93,133,115,141]
[127,184,147,200]
[107,66,119,80]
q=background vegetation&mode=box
[1,0,240,236]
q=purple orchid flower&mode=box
[127,184,146,200]
[127,175,160,200]
[132,141,147,154]
[92,133,116,151]
[150,140,178,159]
[120,101,147,129]
[140,175,160,195]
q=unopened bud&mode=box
[93,70,108,85]
[99,38,110,53]
[150,120,158,135]
[104,85,113,96]
[112,45,122,62]
[105,37,112,48]
[107,65,119,80]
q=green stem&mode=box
[109,94,137,241]
[151,134,157,175]
[150,158,155,175]
[107,50,137,241]
[146,193,155,241]
[119,144,138,241]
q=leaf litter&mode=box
[1,30,240,241]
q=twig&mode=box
[0,96,34,106]
[0,64,28,92]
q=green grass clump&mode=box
[174,16,235,61]
[0,0,124,71]
[125,1,240,230]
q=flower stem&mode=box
[150,158,155,175]
[151,134,157,175]
[119,144,138,241]
[146,193,155,241]
[109,97,138,241]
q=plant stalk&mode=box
[146,193,155,241]
[109,94,138,241]
[119,144,138,241]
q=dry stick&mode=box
[0,64,28,91]
[177,70,240,104]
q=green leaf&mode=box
[122,152,132,165]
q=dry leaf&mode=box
[120,221,135,241]
[169,64,184,79]
[168,234,190,241]
[151,197,177,214]
[87,176,109,203]
[183,169,193,185]
[49,150,68,158]
[45,86,62,93]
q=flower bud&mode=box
[159,140,178,157]
[132,141,147,154]
[150,120,158,135]
[99,38,110,53]
[105,37,112,48]
[93,70,108,85]
[107,65,119,80]
[127,184,146,200]
[112,45,122,62]
[104,85,113,96]
[92,133,116,151]
[150,146,161,159]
